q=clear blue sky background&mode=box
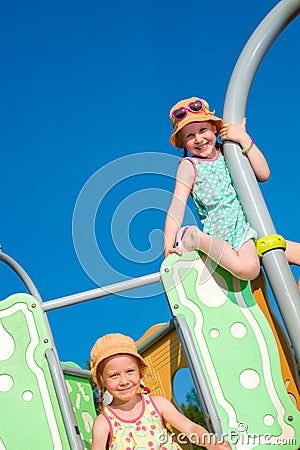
[1,0,300,404]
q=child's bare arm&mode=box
[91,414,110,450]
[154,396,231,450]
[164,160,194,257]
[220,118,270,182]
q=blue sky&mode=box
[1,0,300,404]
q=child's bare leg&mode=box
[182,226,260,280]
[285,240,300,266]
[285,240,300,291]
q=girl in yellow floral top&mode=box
[90,333,231,450]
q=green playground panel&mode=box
[63,361,97,449]
[161,251,300,450]
[0,293,71,449]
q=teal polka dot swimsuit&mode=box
[182,149,256,251]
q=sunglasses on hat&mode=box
[171,99,209,126]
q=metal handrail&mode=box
[42,272,161,311]
[222,0,300,363]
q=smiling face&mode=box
[179,121,218,159]
[100,354,142,404]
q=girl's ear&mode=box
[212,124,217,134]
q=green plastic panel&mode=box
[63,362,96,449]
[161,251,300,449]
[0,293,71,449]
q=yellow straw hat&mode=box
[169,97,223,148]
[90,333,147,386]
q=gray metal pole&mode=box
[223,0,300,362]
[47,350,85,449]
[0,248,42,301]
[43,272,161,311]
[175,317,223,438]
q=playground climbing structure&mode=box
[1,0,300,448]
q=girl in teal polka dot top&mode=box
[164,96,300,283]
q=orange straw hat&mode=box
[90,333,147,386]
[169,97,223,148]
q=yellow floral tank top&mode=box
[101,393,182,450]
